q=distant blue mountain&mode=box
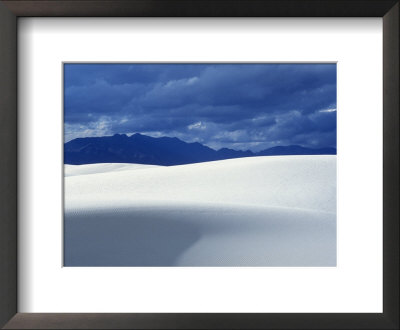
[257,145,336,156]
[64,133,336,165]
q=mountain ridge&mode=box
[64,133,336,165]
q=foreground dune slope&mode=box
[64,155,336,266]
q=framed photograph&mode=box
[0,1,398,329]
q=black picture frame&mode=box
[0,1,398,329]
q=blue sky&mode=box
[64,63,336,151]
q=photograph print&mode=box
[64,63,337,267]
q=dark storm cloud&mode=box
[64,63,336,151]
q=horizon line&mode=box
[64,132,337,153]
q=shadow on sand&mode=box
[64,208,201,266]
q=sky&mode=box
[64,63,336,152]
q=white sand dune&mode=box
[64,156,336,266]
[65,163,159,177]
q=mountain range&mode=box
[64,133,336,166]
